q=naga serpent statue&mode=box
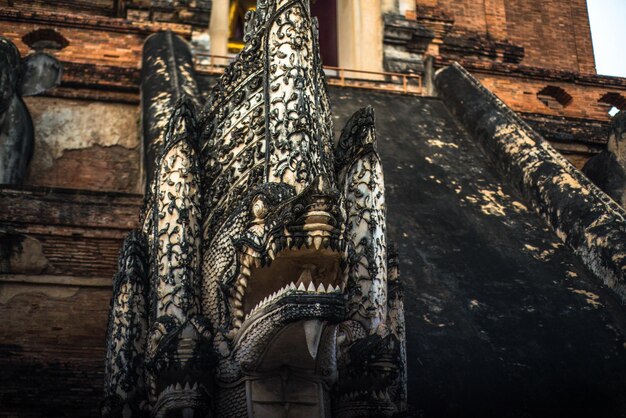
[103,1,407,416]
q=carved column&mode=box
[337,0,384,78]
[209,0,230,65]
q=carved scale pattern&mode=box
[151,103,202,321]
[102,231,149,417]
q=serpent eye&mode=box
[251,196,267,220]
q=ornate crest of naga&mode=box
[103,1,407,416]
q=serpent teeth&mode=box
[238,275,248,287]
[307,282,316,292]
[317,283,325,293]
[298,282,306,292]
[289,282,297,290]
[313,236,322,250]
[297,267,313,287]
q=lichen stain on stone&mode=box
[568,288,602,308]
[428,175,443,185]
[422,313,453,328]
[493,124,536,155]
[511,201,528,213]
[587,213,615,230]
[552,173,589,196]
[611,253,626,265]
[523,244,555,261]
[477,188,508,217]
[584,231,611,250]
[149,91,175,138]
[427,139,459,149]
[555,228,568,243]
[469,299,481,309]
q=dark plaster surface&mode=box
[326,87,626,418]
[583,150,626,205]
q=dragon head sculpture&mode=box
[103,1,407,417]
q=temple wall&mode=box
[0,284,111,417]
[415,0,596,73]
[22,97,142,193]
[1,9,187,69]
[504,0,595,73]
[0,188,142,416]
[475,74,624,121]
[2,0,120,17]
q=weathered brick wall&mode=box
[470,72,626,168]
[416,0,596,73]
[0,286,112,417]
[1,8,190,69]
[0,8,190,193]
[23,97,142,193]
[0,187,142,417]
[3,0,119,17]
[475,74,621,121]
[504,0,595,73]
[1,189,142,277]
[4,19,142,69]
[417,0,495,36]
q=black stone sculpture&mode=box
[0,36,61,185]
[103,2,407,416]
